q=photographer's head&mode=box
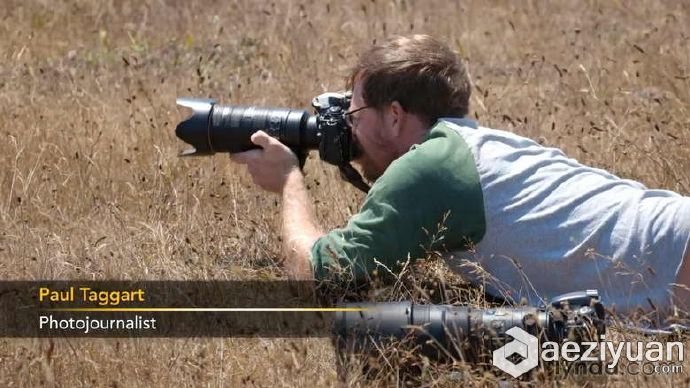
[346,35,471,181]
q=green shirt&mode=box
[309,120,486,282]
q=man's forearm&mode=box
[281,169,324,279]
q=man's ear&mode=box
[388,101,405,138]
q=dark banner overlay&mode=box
[0,281,356,337]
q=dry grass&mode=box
[1,0,689,386]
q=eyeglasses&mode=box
[343,106,372,128]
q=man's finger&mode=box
[230,149,262,164]
[250,131,273,148]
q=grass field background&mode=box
[1,0,689,386]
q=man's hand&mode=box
[230,130,300,194]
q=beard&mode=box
[355,154,383,182]
[362,164,381,182]
[351,136,390,182]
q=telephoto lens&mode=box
[175,97,320,156]
[334,290,605,361]
[334,302,550,360]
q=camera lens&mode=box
[210,105,318,152]
[175,97,320,156]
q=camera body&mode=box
[310,92,359,166]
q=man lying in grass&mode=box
[231,34,690,313]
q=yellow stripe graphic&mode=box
[45,307,366,312]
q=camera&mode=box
[335,290,606,361]
[175,92,369,192]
